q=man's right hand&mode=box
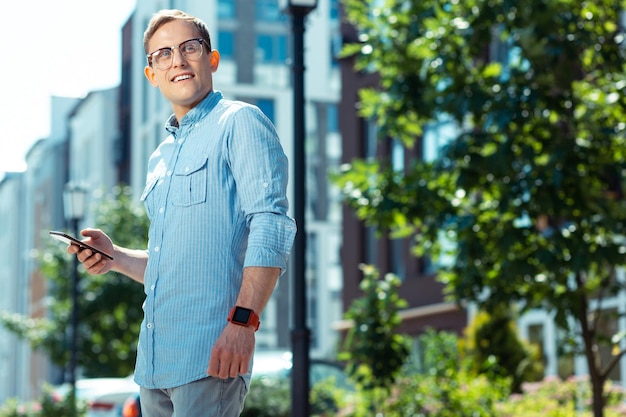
[67,228,115,275]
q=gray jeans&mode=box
[140,377,248,417]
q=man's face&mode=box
[144,20,219,120]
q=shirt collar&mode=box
[165,90,223,135]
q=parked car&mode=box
[121,393,142,417]
[121,350,352,417]
[251,350,353,391]
[54,376,139,417]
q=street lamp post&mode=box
[281,1,317,416]
[63,183,87,414]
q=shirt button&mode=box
[150,285,155,291]
[167,170,172,176]
[147,323,153,329]
[154,246,160,252]
[159,207,164,213]
[263,182,269,188]
[184,167,190,173]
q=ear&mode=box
[209,50,220,73]
[144,65,159,87]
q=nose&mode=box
[171,47,188,67]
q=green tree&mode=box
[1,185,148,377]
[459,306,544,393]
[335,1,626,416]
[339,264,411,414]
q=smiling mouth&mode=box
[173,74,192,82]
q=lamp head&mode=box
[280,0,318,14]
[63,183,88,222]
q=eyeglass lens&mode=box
[151,39,204,70]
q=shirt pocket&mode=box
[140,176,159,218]
[171,157,208,207]
[140,176,159,202]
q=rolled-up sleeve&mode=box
[227,105,297,274]
[245,212,297,273]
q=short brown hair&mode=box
[143,9,212,55]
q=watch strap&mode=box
[228,306,260,331]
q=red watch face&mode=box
[232,307,252,324]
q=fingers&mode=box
[67,244,80,255]
[80,228,102,239]
[70,245,110,275]
[207,352,220,377]
[207,350,241,379]
[207,331,253,379]
[86,259,110,275]
[65,229,113,275]
[207,355,246,379]
[75,247,98,263]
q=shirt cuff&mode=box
[244,214,296,274]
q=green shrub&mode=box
[496,376,626,417]
[335,328,626,417]
[460,306,544,393]
[242,375,350,417]
[310,377,353,416]
[385,329,510,417]
[339,265,411,415]
[241,377,290,417]
[0,386,85,417]
[385,371,508,417]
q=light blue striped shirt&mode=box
[135,90,296,389]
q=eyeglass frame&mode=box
[146,38,209,70]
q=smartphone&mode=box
[49,231,114,260]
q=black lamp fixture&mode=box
[62,182,87,415]
[281,0,318,12]
[63,184,88,224]
[280,1,317,416]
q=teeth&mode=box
[174,74,192,82]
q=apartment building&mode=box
[0,172,28,403]
[0,94,84,402]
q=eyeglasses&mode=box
[146,38,206,70]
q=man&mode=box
[69,9,296,417]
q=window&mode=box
[218,0,236,19]
[329,0,340,20]
[256,99,275,123]
[217,31,235,59]
[238,97,276,124]
[327,104,338,133]
[364,119,378,159]
[330,33,342,67]
[390,238,406,280]
[527,324,546,369]
[391,139,405,171]
[256,0,281,22]
[256,34,288,64]
[423,117,458,161]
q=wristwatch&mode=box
[228,306,260,331]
